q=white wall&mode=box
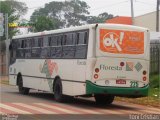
[134,11,160,31]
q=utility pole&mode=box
[131,0,134,25]
[156,0,159,32]
[5,13,9,76]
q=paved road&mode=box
[0,84,160,120]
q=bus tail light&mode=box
[94,74,98,79]
[143,70,147,75]
[120,62,124,66]
[143,76,146,81]
[95,68,99,73]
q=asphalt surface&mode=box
[0,84,160,120]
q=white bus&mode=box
[9,24,150,104]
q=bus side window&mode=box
[32,38,38,47]
[50,35,62,58]
[16,39,25,58]
[62,33,75,58]
[10,40,17,64]
[56,35,62,58]
[51,35,58,46]
[31,38,41,58]
[75,31,88,59]
[21,39,25,48]
[41,36,50,58]
[38,37,43,47]
[72,33,77,45]
[24,39,31,58]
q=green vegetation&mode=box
[116,74,160,107]
[30,0,114,32]
[149,74,159,88]
[0,0,28,40]
[149,74,160,99]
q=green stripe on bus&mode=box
[86,80,149,97]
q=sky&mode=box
[16,0,158,20]
[13,0,158,34]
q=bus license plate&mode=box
[116,79,126,84]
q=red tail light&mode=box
[143,76,146,81]
[94,74,98,79]
[143,70,147,75]
[120,62,124,66]
[95,68,99,73]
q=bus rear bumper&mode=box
[86,80,149,97]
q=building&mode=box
[134,11,160,31]
[106,10,160,31]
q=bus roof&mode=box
[12,23,149,39]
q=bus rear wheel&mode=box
[54,79,65,102]
[94,94,114,105]
[18,75,30,95]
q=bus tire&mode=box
[94,94,114,105]
[18,75,30,95]
[54,78,65,102]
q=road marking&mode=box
[45,103,102,114]
[7,103,45,114]
[99,109,124,114]
[1,102,159,115]
[140,109,160,114]
[114,102,160,114]
[0,110,4,114]
[13,103,57,114]
[0,107,18,114]
[147,107,160,112]
[0,103,32,114]
[35,103,78,114]
[78,108,102,114]
[43,103,92,114]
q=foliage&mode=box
[150,74,160,88]
[87,12,114,24]
[30,0,114,32]
[32,16,59,32]
[0,0,28,40]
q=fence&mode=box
[150,39,160,74]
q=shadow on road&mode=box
[5,90,139,111]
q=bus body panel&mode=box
[91,57,149,88]
[9,59,87,96]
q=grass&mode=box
[116,74,160,108]
[0,76,9,85]
[115,87,160,108]
[149,87,159,99]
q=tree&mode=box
[30,0,90,31]
[87,12,114,24]
[30,0,114,32]
[63,0,89,27]
[0,0,28,40]
[32,16,59,32]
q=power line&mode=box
[135,0,156,7]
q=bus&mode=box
[9,24,150,104]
